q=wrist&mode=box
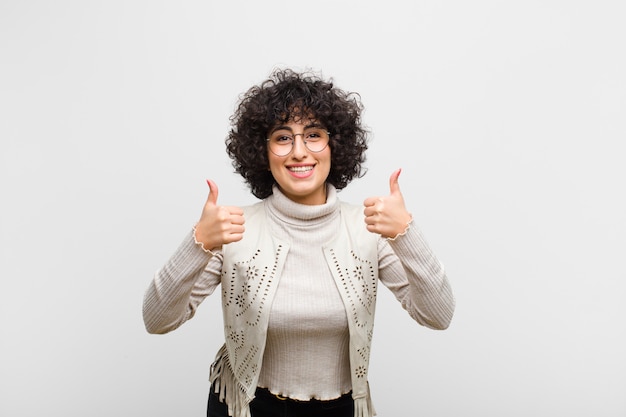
[192,223,216,255]
[387,215,413,241]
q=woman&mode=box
[143,68,455,417]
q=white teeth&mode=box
[289,166,313,172]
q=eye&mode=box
[274,134,293,144]
[305,129,324,141]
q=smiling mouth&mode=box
[288,166,314,172]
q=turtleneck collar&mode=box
[266,184,340,226]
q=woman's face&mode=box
[267,118,331,205]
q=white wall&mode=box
[1,1,624,416]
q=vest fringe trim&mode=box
[209,344,253,417]
[352,382,376,417]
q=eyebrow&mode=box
[269,122,325,134]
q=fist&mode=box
[194,179,245,252]
[363,169,412,238]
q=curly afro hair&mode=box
[225,68,369,199]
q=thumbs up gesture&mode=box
[363,169,413,239]
[194,179,245,252]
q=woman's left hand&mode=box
[363,168,413,239]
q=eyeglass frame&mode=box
[265,128,331,157]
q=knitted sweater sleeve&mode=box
[142,229,223,334]
[378,223,455,330]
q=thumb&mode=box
[389,168,402,195]
[206,179,219,205]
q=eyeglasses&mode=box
[266,128,330,157]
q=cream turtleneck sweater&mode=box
[143,185,455,402]
[257,185,351,400]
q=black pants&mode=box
[208,387,354,417]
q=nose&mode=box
[291,133,309,158]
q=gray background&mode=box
[1,1,624,416]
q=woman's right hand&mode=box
[194,179,245,252]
